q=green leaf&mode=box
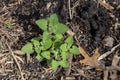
[61,52,69,60]
[49,14,59,27]
[52,50,59,60]
[51,60,59,70]
[47,60,52,66]
[41,51,51,60]
[42,31,52,41]
[60,44,67,52]
[54,23,68,34]
[35,19,48,31]
[42,32,52,50]
[21,42,34,54]
[70,46,80,55]
[42,39,52,50]
[36,54,43,62]
[53,41,62,49]
[49,26,56,33]
[31,38,40,47]
[31,38,41,54]
[59,60,68,68]
[65,36,73,48]
[35,47,41,54]
[55,34,63,41]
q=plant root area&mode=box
[0,0,120,80]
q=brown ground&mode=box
[0,0,120,80]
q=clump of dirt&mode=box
[71,0,119,54]
[12,0,65,32]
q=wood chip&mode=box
[67,29,75,36]
[104,70,108,80]
[111,55,120,70]
[109,13,115,18]
[0,57,7,64]
[46,2,51,9]
[14,50,25,55]
[66,76,76,80]
[76,69,86,77]
[110,70,117,80]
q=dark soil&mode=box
[0,0,120,80]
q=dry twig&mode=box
[68,0,72,19]
[6,43,25,80]
[66,54,73,76]
[98,43,120,62]
[98,0,114,11]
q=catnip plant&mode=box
[21,14,80,70]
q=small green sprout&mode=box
[21,14,80,70]
[4,22,12,28]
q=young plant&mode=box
[21,14,80,70]
[4,22,12,29]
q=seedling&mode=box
[21,14,80,70]
[4,22,12,29]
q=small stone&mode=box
[103,36,114,47]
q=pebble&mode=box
[103,36,114,47]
